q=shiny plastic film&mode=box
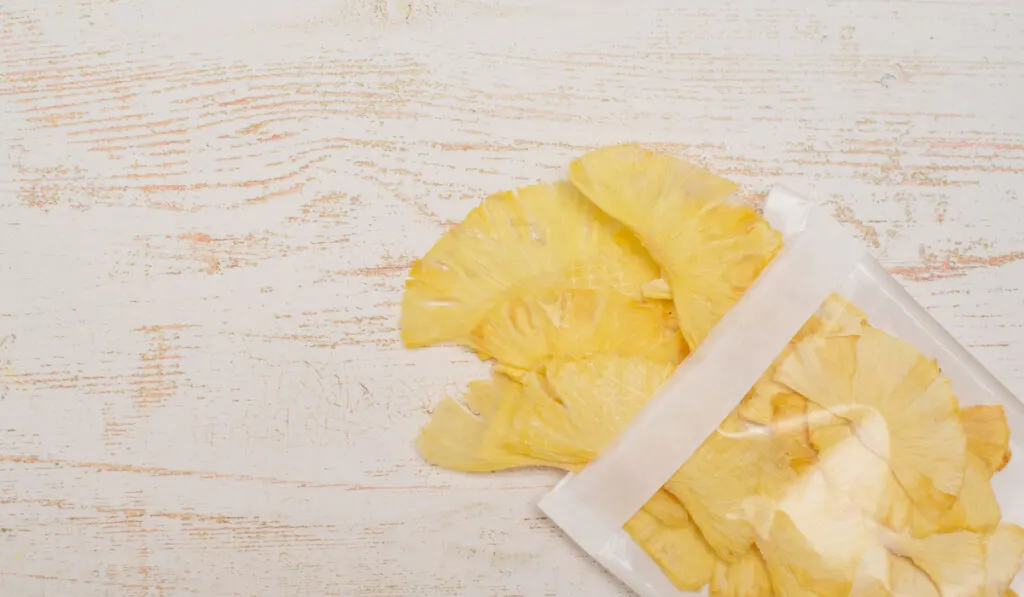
[538,186,1024,597]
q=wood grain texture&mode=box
[1,0,1023,595]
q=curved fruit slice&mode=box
[508,355,674,467]
[710,549,773,597]
[625,507,718,590]
[569,144,782,349]
[663,413,800,562]
[961,405,1012,474]
[401,181,660,347]
[415,375,544,472]
[984,524,1024,597]
[886,530,986,597]
[469,289,685,374]
[776,327,967,535]
[889,554,939,597]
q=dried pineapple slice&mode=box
[569,144,781,350]
[664,414,800,562]
[470,289,685,374]
[415,376,545,472]
[401,181,660,346]
[890,554,940,597]
[642,489,692,528]
[886,530,986,597]
[961,406,1012,474]
[938,454,1001,534]
[507,355,674,466]
[739,293,866,426]
[776,327,968,534]
[710,549,773,597]
[983,524,1024,597]
[625,507,718,590]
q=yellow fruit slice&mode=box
[625,507,718,590]
[755,509,860,597]
[569,144,782,350]
[890,554,939,597]
[642,489,691,528]
[938,454,1000,534]
[710,549,773,597]
[983,524,1024,597]
[961,405,1012,474]
[507,355,674,467]
[401,181,660,347]
[776,327,967,535]
[469,289,685,374]
[886,530,986,597]
[415,375,544,472]
[664,414,799,562]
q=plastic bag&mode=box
[539,186,1024,597]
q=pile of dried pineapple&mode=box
[401,144,1024,597]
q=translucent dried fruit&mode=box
[795,293,868,341]
[776,327,967,534]
[755,508,862,597]
[470,289,685,374]
[401,182,660,346]
[642,489,691,528]
[416,376,543,472]
[938,455,1000,534]
[625,507,718,590]
[886,530,985,597]
[710,549,773,597]
[506,355,674,467]
[664,414,800,562]
[890,554,939,597]
[983,524,1024,597]
[569,144,781,350]
[961,406,1012,474]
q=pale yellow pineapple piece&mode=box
[710,549,773,597]
[469,289,685,374]
[569,144,781,350]
[886,530,985,597]
[890,554,940,597]
[664,414,800,563]
[642,489,692,528]
[776,327,968,535]
[415,375,544,472]
[506,355,674,467]
[625,507,718,590]
[401,181,660,346]
[983,524,1024,597]
[937,454,1001,534]
[961,406,1012,474]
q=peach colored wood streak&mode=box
[2,0,1023,595]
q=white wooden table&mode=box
[1,1,1023,595]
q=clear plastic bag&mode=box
[539,187,1024,597]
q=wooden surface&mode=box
[2,1,1024,595]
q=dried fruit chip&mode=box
[938,454,1001,535]
[507,355,674,467]
[625,507,718,590]
[983,524,1024,597]
[569,144,781,350]
[664,414,799,562]
[469,289,685,374]
[415,375,543,472]
[961,405,1012,474]
[890,554,939,597]
[886,530,985,597]
[642,489,691,528]
[776,327,968,534]
[401,182,660,347]
[710,549,773,597]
